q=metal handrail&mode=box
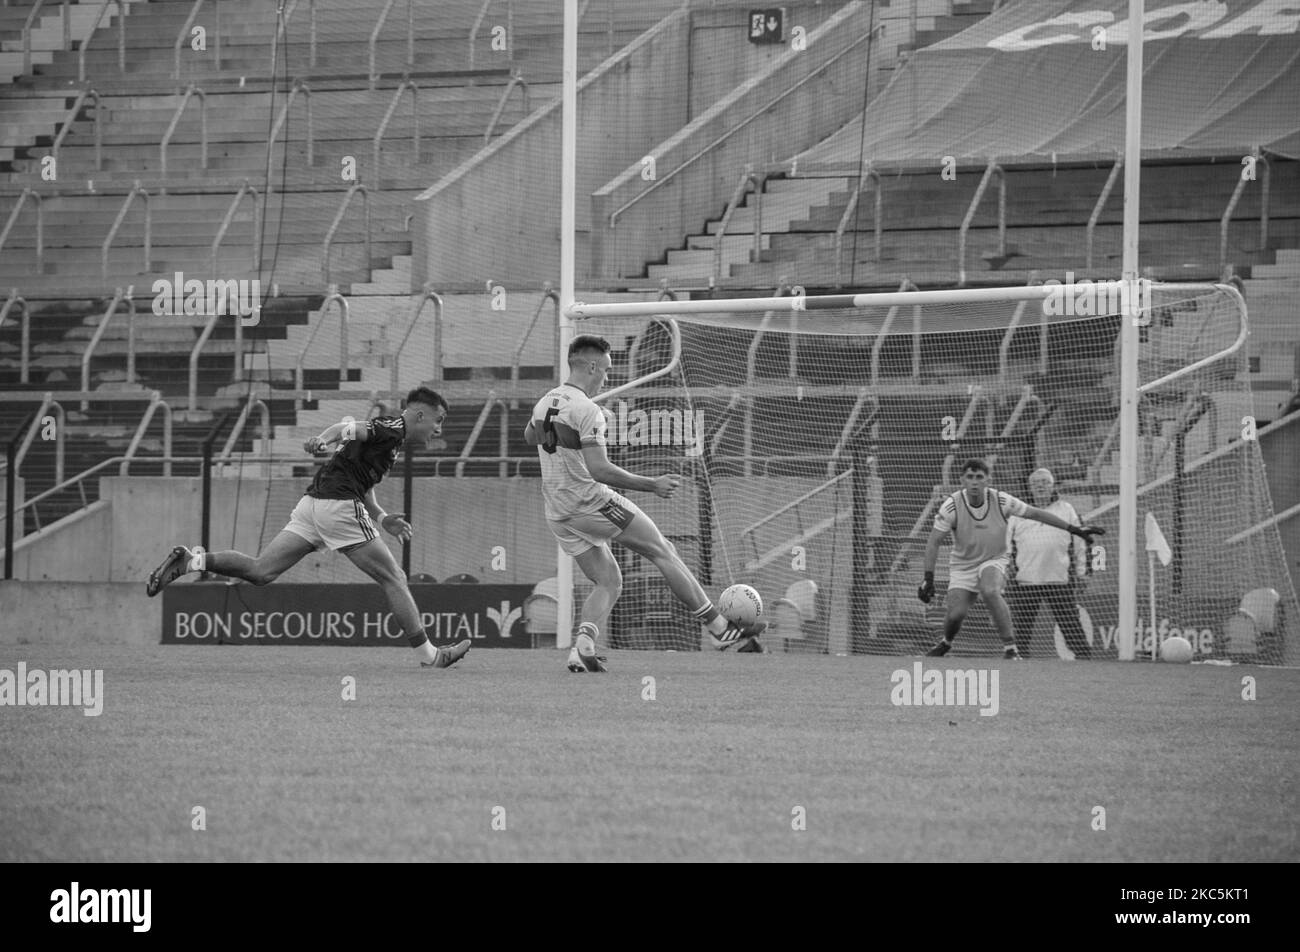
[707,390,743,456]
[936,385,993,489]
[869,278,920,386]
[295,285,350,405]
[78,0,125,83]
[608,24,878,228]
[741,468,852,540]
[100,180,150,280]
[0,189,43,275]
[984,385,1045,472]
[187,262,263,413]
[211,180,262,275]
[50,86,102,172]
[835,165,882,286]
[827,393,879,478]
[744,506,853,574]
[266,80,313,195]
[14,393,65,487]
[593,319,682,405]
[218,394,270,465]
[392,284,443,391]
[1221,149,1270,269]
[373,78,419,190]
[0,455,119,531]
[271,0,317,71]
[21,0,63,75]
[81,287,137,409]
[712,167,761,286]
[997,299,1033,386]
[510,284,559,403]
[457,393,508,477]
[994,271,1047,383]
[957,159,1005,286]
[369,0,414,89]
[483,73,528,144]
[741,278,790,475]
[188,305,220,412]
[1228,500,1300,546]
[0,290,32,384]
[321,183,370,286]
[1085,156,1122,270]
[121,393,173,476]
[159,84,207,190]
[0,453,216,535]
[1088,407,1300,526]
[174,0,221,79]
[433,456,533,478]
[469,0,512,70]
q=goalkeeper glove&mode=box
[917,571,935,604]
[1069,524,1106,546]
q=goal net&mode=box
[571,281,1298,664]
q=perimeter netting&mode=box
[573,282,1298,663]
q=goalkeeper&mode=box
[917,458,1103,660]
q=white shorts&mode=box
[283,496,379,551]
[947,557,1009,594]
[547,494,646,556]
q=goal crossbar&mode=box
[569,283,1125,320]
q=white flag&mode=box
[1144,512,1173,566]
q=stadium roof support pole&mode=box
[1117,0,1145,661]
[556,0,578,650]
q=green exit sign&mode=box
[748,8,785,44]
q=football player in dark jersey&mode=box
[147,387,469,669]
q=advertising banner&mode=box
[161,583,533,647]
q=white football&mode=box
[718,584,763,627]
[1160,635,1193,663]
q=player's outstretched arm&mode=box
[305,418,370,454]
[581,442,665,495]
[1025,505,1105,545]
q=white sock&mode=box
[187,546,206,572]
[706,615,728,635]
[416,641,438,663]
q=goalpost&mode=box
[553,0,1296,662]
[563,282,1298,664]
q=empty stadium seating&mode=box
[1,0,1296,597]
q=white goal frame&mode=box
[563,280,1250,659]
[556,0,1165,655]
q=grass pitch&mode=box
[1,644,1297,862]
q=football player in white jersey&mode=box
[526,335,766,671]
[918,458,1103,659]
